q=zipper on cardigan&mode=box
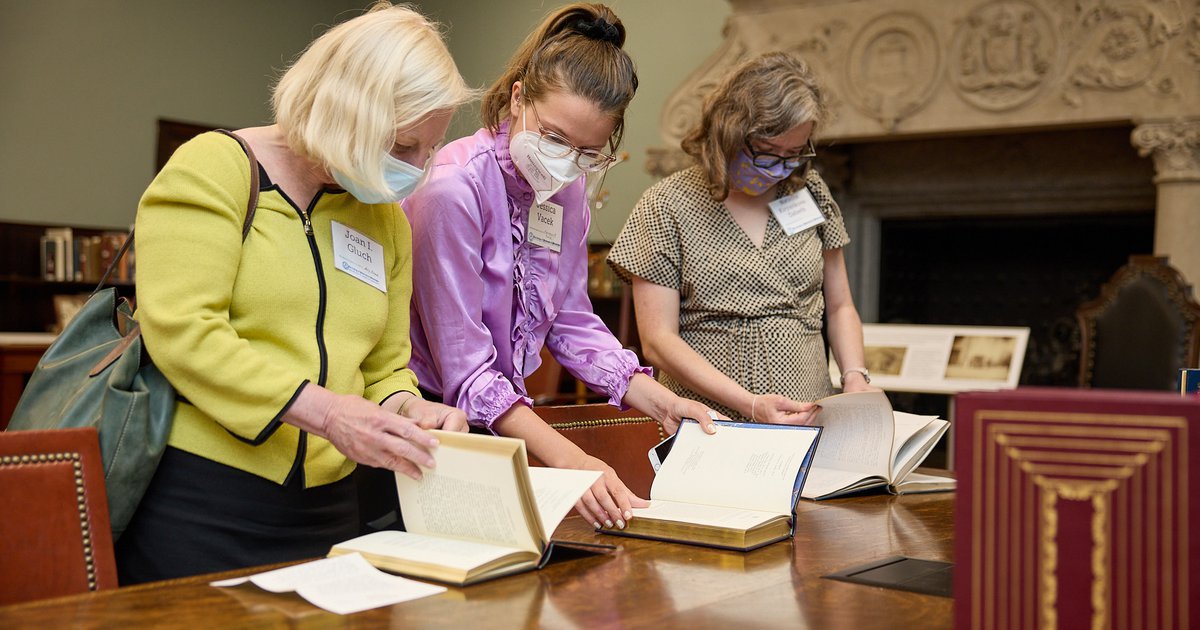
[299,207,313,235]
[289,192,329,485]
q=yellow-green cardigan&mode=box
[135,132,420,487]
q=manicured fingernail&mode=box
[616,519,625,529]
[604,519,614,528]
[593,522,602,530]
[425,458,436,467]
[624,510,632,520]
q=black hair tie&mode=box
[574,18,621,45]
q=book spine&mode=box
[40,236,56,280]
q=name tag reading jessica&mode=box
[332,220,387,293]
[527,201,564,253]
[768,188,826,236]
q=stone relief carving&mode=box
[843,13,942,130]
[648,0,1200,178]
[658,35,750,147]
[1131,118,1200,181]
[1188,15,1200,65]
[1061,0,1185,105]
[949,0,1055,111]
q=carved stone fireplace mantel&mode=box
[649,0,1200,285]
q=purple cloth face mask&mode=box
[728,150,795,196]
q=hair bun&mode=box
[573,17,622,46]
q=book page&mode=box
[809,391,895,477]
[891,413,948,480]
[632,500,782,530]
[651,422,819,514]
[526,467,602,534]
[332,531,526,572]
[891,471,956,495]
[395,432,541,554]
[210,553,446,615]
[800,467,887,499]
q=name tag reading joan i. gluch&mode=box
[332,220,387,293]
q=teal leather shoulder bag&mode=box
[8,130,259,540]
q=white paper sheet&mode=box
[210,553,446,615]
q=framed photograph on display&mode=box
[831,324,1030,394]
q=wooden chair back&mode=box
[1077,255,1200,390]
[0,427,118,603]
[531,404,665,498]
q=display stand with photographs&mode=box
[830,324,1030,470]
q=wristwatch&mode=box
[841,367,871,385]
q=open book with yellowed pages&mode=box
[328,430,603,586]
[801,391,954,500]
[601,419,821,551]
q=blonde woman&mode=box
[608,51,878,426]
[119,3,474,582]
[403,3,721,533]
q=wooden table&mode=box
[0,333,54,429]
[0,492,953,629]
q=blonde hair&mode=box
[480,3,637,151]
[273,2,476,199]
[681,51,828,201]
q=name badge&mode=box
[768,188,826,236]
[527,201,563,253]
[331,220,387,293]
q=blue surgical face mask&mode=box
[332,153,426,204]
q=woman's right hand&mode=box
[751,393,820,425]
[571,454,650,530]
[287,385,440,481]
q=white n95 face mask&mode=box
[332,153,426,204]
[510,109,584,205]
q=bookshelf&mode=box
[0,221,134,333]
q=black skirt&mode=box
[115,446,358,585]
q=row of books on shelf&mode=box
[39,227,134,283]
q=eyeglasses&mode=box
[527,102,618,172]
[744,138,817,170]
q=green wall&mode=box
[0,0,730,240]
[0,0,365,229]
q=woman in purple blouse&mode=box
[403,3,720,531]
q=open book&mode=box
[329,430,602,585]
[603,420,821,551]
[802,391,954,500]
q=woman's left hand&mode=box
[840,372,881,394]
[400,397,470,432]
[658,396,726,436]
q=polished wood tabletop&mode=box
[0,492,953,629]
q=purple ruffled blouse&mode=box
[403,122,650,430]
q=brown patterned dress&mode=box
[607,166,849,419]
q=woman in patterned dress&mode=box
[608,51,877,425]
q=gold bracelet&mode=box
[751,394,760,421]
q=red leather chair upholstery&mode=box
[531,404,665,498]
[0,427,117,604]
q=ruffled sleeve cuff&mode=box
[597,354,654,410]
[464,377,534,433]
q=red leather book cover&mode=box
[954,387,1198,630]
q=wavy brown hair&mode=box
[681,51,828,200]
[480,3,637,151]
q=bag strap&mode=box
[89,131,261,376]
[92,129,261,294]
